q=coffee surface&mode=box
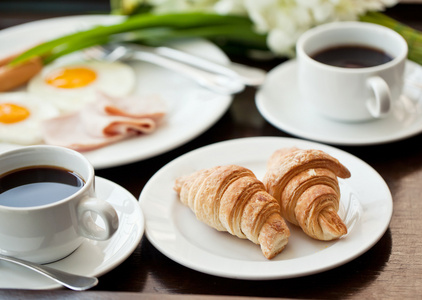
[311,45,393,68]
[0,166,85,207]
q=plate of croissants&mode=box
[139,136,393,280]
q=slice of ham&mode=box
[42,92,166,151]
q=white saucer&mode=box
[256,59,422,146]
[0,176,144,290]
[140,137,392,280]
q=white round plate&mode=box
[0,176,144,290]
[256,59,422,146]
[0,15,233,169]
[139,136,392,280]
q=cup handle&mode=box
[366,76,391,118]
[77,197,119,241]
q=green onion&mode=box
[10,12,260,66]
[124,25,268,49]
[10,11,422,67]
[360,11,422,65]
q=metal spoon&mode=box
[0,253,98,291]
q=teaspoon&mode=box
[0,253,98,290]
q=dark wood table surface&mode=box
[1,2,422,299]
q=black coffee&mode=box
[0,166,85,208]
[311,45,393,68]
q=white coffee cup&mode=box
[296,21,408,122]
[0,145,119,264]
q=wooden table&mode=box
[1,3,422,299]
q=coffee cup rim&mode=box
[296,21,408,73]
[0,145,94,211]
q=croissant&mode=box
[263,148,351,241]
[174,165,290,259]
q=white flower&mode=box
[242,0,399,56]
[213,0,247,15]
[147,0,218,13]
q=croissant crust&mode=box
[174,165,290,259]
[263,148,351,241]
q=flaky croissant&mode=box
[174,165,290,259]
[263,148,351,241]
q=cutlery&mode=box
[0,253,98,291]
[84,43,248,95]
[132,44,267,86]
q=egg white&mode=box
[0,92,60,145]
[27,60,136,114]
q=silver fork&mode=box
[85,43,246,95]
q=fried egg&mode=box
[0,92,60,145]
[27,60,136,113]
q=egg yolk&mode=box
[45,67,97,89]
[0,103,30,124]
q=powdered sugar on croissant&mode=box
[263,148,351,241]
[174,165,290,259]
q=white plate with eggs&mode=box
[0,15,233,169]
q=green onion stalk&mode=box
[360,11,422,65]
[10,11,422,67]
[10,12,267,66]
